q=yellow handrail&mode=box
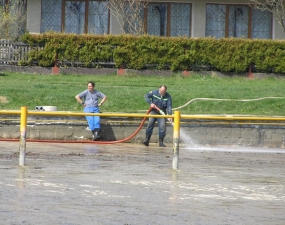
[1,108,285,170]
[2,110,285,121]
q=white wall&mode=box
[273,18,285,40]
[109,7,123,35]
[192,1,206,38]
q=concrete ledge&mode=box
[1,114,285,148]
[1,65,285,78]
[0,65,117,75]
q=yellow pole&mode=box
[19,106,27,166]
[172,110,180,170]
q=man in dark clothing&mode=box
[143,85,173,147]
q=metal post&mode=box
[172,110,180,170]
[19,106,27,166]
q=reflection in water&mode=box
[171,170,178,181]
[169,168,179,207]
[17,167,26,188]
[84,145,99,154]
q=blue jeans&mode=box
[145,111,166,138]
[84,106,100,131]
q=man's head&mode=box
[159,85,167,96]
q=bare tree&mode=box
[249,0,285,33]
[0,0,27,40]
[106,0,150,35]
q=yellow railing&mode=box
[181,115,285,121]
[1,107,180,169]
[2,109,285,121]
[2,107,285,170]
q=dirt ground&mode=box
[0,141,285,225]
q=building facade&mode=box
[7,0,285,39]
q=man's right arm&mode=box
[145,91,157,109]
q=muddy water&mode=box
[0,141,285,225]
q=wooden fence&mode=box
[0,39,43,65]
[0,39,116,68]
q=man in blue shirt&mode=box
[75,81,107,141]
[143,85,173,147]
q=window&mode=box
[88,1,109,34]
[206,4,272,39]
[64,1,86,33]
[170,3,191,37]
[41,0,109,34]
[122,1,145,35]
[228,6,249,38]
[146,3,192,37]
[122,2,192,37]
[0,0,5,7]
[252,8,272,39]
[147,4,167,36]
[41,0,62,33]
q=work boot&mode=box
[143,134,151,146]
[159,137,166,147]
[92,128,101,141]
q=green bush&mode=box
[20,33,285,73]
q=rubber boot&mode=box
[143,134,151,146]
[92,128,101,141]
[159,137,166,147]
[91,129,96,140]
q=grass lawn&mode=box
[0,72,285,116]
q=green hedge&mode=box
[20,33,285,73]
